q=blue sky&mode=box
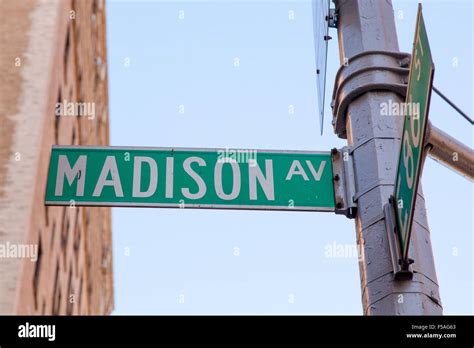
[106,0,473,314]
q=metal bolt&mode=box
[400,56,410,68]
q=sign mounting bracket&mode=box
[385,197,414,281]
[331,146,357,218]
[327,8,338,28]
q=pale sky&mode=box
[106,0,473,314]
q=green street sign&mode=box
[394,4,434,260]
[45,146,336,211]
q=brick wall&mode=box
[0,0,113,315]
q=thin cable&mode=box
[433,86,473,125]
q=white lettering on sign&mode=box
[55,155,87,196]
[214,159,241,200]
[52,154,329,203]
[182,156,207,199]
[132,156,158,198]
[93,156,124,197]
[286,160,326,181]
[286,160,309,181]
[46,148,336,211]
[249,159,274,200]
[165,157,174,198]
[306,160,326,181]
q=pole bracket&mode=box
[331,50,411,139]
[331,146,357,218]
[384,197,413,281]
[327,8,338,28]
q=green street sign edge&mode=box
[45,145,336,212]
[394,4,435,258]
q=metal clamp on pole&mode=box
[331,50,411,138]
[384,197,414,281]
[331,147,357,218]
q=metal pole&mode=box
[333,0,442,314]
[426,122,474,181]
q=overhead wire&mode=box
[432,86,473,125]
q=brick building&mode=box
[0,0,114,314]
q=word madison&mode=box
[46,147,335,211]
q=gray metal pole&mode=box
[333,0,442,314]
[426,122,474,181]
